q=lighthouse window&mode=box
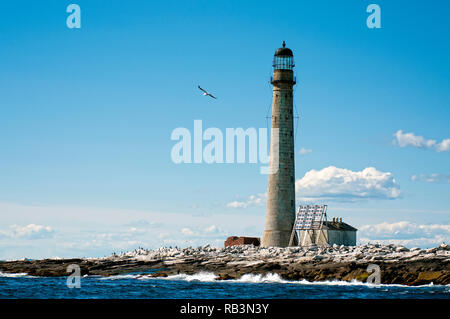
[273,56,294,70]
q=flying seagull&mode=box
[198,85,217,99]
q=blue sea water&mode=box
[0,272,449,299]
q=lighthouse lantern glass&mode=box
[273,56,294,70]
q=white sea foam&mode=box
[98,274,140,280]
[233,273,287,283]
[231,273,368,286]
[233,274,449,288]
[144,272,449,288]
[0,271,31,278]
[153,272,287,284]
[163,272,218,282]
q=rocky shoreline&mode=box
[1,243,449,286]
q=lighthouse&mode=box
[262,42,296,247]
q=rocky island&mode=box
[1,243,449,286]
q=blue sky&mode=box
[0,1,449,259]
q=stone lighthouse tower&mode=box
[262,41,296,247]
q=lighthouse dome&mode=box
[274,41,293,57]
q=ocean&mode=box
[1,272,449,299]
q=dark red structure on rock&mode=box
[224,236,261,247]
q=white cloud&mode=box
[0,202,266,259]
[393,130,436,148]
[437,139,450,152]
[299,147,312,155]
[226,201,247,208]
[204,225,220,233]
[9,224,54,239]
[178,225,227,240]
[227,166,401,205]
[226,193,266,208]
[296,166,401,201]
[393,130,450,152]
[125,220,164,229]
[360,221,450,239]
[128,227,147,234]
[158,232,170,239]
[359,221,450,248]
[1,200,448,258]
[125,220,150,227]
[411,174,450,183]
[181,228,195,235]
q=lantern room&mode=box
[273,41,295,70]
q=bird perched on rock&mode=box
[198,85,217,99]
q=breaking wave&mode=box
[162,272,218,282]
[142,272,449,288]
[98,274,140,280]
[0,272,31,278]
